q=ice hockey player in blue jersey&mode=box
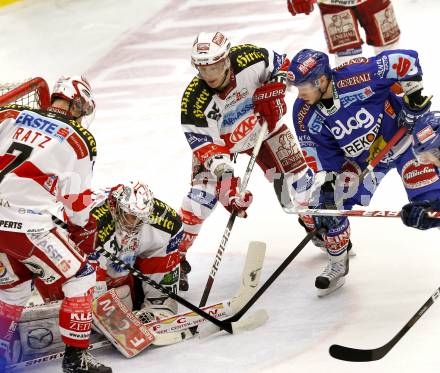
[288,48,439,296]
[401,111,440,230]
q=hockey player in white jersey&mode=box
[287,0,401,65]
[178,32,313,291]
[89,180,182,322]
[0,76,111,373]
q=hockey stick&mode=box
[50,215,235,333]
[96,247,236,333]
[98,245,269,334]
[7,339,111,371]
[193,229,322,339]
[198,119,268,308]
[329,286,440,362]
[283,207,440,219]
[224,229,322,323]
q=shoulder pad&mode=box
[91,200,115,247]
[230,44,269,74]
[149,198,182,236]
[181,76,215,127]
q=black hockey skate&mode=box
[62,345,112,373]
[315,242,352,297]
[179,258,191,292]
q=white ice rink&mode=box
[2,0,440,372]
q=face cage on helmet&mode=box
[70,96,96,128]
[113,204,146,235]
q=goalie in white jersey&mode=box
[0,76,111,373]
[89,180,182,322]
[178,32,313,291]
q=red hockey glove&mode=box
[216,175,253,218]
[67,215,97,255]
[253,82,287,133]
[287,0,314,16]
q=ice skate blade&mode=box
[317,276,345,297]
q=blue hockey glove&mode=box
[401,200,440,230]
[398,92,432,132]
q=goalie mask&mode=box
[51,75,96,128]
[191,31,231,89]
[109,181,155,235]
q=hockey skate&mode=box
[315,251,349,297]
[179,258,191,291]
[62,345,112,373]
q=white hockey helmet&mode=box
[109,181,155,235]
[51,75,96,127]
[191,32,231,67]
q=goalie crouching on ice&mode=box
[33,181,183,358]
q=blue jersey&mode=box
[292,50,423,172]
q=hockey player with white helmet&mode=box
[178,31,313,291]
[88,180,182,323]
[0,75,111,372]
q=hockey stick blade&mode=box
[329,344,380,362]
[198,309,269,339]
[329,286,440,362]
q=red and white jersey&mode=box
[318,0,367,6]
[90,191,182,289]
[0,105,96,233]
[181,44,288,168]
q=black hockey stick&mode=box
[223,229,323,323]
[329,286,440,362]
[96,247,236,333]
[198,119,268,308]
[52,217,234,332]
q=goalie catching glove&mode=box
[253,82,287,133]
[287,0,314,16]
[216,172,253,218]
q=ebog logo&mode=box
[230,115,257,143]
[331,108,375,139]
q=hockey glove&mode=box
[401,200,440,230]
[253,82,287,133]
[287,0,314,15]
[216,173,253,218]
[398,91,432,132]
[67,215,97,254]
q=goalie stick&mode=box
[329,286,440,362]
[197,229,323,338]
[198,119,268,309]
[93,241,267,354]
[96,240,269,335]
[9,241,267,367]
